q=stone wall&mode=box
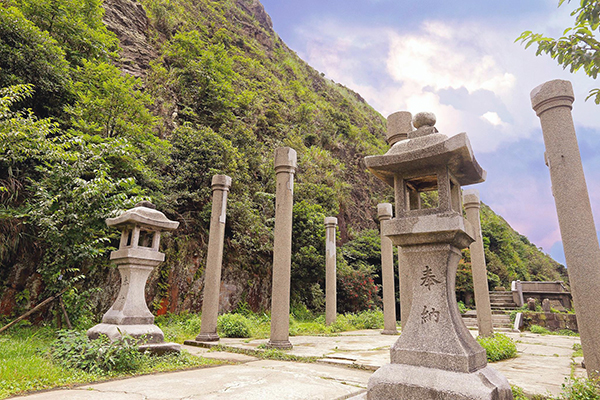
[522,311,578,332]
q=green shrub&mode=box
[217,314,252,338]
[51,330,142,373]
[511,385,528,400]
[476,333,517,362]
[556,329,578,337]
[554,377,600,400]
[354,309,385,329]
[457,301,468,314]
[290,302,314,322]
[530,325,551,335]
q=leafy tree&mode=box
[0,84,148,295]
[0,7,72,117]
[8,0,118,64]
[66,60,157,140]
[290,201,326,309]
[517,0,600,103]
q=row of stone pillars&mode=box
[87,142,496,353]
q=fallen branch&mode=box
[0,287,69,334]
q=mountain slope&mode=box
[0,0,566,323]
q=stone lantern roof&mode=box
[365,112,486,187]
[106,202,179,231]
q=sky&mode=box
[259,0,600,266]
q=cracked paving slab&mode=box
[13,360,371,400]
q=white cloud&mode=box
[293,13,600,256]
[386,28,516,95]
[481,111,503,126]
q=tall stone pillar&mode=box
[378,203,398,334]
[463,189,494,337]
[324,217,338,326]
[267,147,297,350]
[531,79,600,377]
[196,175,232,342]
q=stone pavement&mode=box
[13,329,584,399]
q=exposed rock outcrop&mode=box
[102,0,156,78]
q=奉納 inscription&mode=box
[420,266,441,290]
[421,305,440,324]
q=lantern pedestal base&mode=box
[367,363,512,400]
[87,323,179,353]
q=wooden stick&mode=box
[59,296,72,329]
[0,287,69,334]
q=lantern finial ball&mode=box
[413,112,436,129]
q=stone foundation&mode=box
[522,312,578,332]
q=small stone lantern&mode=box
[87,201,180,353]
[364,112,513,399]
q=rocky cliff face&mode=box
[102,0,156,77]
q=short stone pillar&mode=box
[398,249,411,329]
[463,189,494,337]
[324,217,338,326]
[378,203,397,335]
[196,175,232,342]
[88,201,180,353]
[531,79,600,377]
[267,147,297,350]
[364,111,512,399]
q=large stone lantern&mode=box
[87,201,180,353]
[364,112,512,399]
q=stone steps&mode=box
[461,314,512,329]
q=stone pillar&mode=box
[378,203,398,334]
[324,217,338,326]
[267,147,297,350]
[463,189,494,337]
[531,79,600,377]
[196,175,232,342]
[398,249,411,329]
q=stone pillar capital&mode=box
[274,147,297,174]
[386,111,413,146]
[531,79,575,117]
[462,189,481,209]
[211,174,232,192]
[324,217,338,227]
[377,203,393,220]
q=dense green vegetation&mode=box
[0,325,220,399]
[0,0,567,326]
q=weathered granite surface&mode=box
[325,217,338,326]
[365,112,511,399]
[531,79,600,377]
[196,175,232,342]
[267,147,297,350]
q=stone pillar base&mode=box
[266,339,293,350]
[87,323,165,344]
[368,363,512,400]
[381,329,399,335]
[194,332,220,342]
[138,342,181,355]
